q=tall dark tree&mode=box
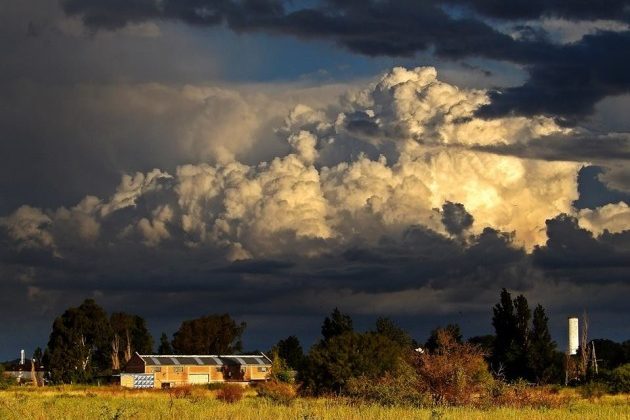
[512,294,531,379]
[375,317,412,348]
[491,289,520,379]
[158,333,173,355]
[425,324,463,353]
[47,299,112,383]
[171,314,246,354]
[110,312,153,370]
[275,335,305,371]
[527,304,557,384]
[321,308,353,341]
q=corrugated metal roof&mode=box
[138,354,271,367]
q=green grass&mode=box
[0,386,628,420]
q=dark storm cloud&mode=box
[61,0,630,119]
[478,31,630,121]
[441,201,474,236]
[449,0,630,21]
[533,214,630,273]
[474,133,630,162]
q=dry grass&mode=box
[0,385,628,419]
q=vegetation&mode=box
[215,384,245,403]
[47,299,113,383]
[0,386,628,420]
[412,329,493,406]
[11,287,628,418]
[0,365,17,389]
[171,314,246,355]
[109,312,153,371]
[273,335,305,372]
[491,289,560,383]
[256,381,298,405]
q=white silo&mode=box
[568,317,579,355]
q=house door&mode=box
[189,374,209,384]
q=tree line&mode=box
[11,289,630,388]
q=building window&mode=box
[173,367,183,373]
[152,367,161,373]
[257,367,268,372]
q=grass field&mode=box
[0,386,628,420]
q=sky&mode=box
[1,0,630,360]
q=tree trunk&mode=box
[124,329,132,363]
[111,334,120,371]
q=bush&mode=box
[609,363,630,393]
[0,365,16,390]
[346,363,428,407]
[216,384,245,403]
[579,381,609,400]
[256,381,297,405]
[491,380,567,408]
[170,385,193,399]
[411,330,495,406]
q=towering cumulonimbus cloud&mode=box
[1,67,628,260]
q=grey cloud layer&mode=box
[61,0,630,120]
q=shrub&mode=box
[609,363,630,393]
[256,381,297,405]
[170,385,193,399]
[411,330,494,406]
[216,384,244,403]
[346,363,428,407]
[579,381,609,400]
[491,380,567,408]
[207,382,224,390]
[0,365,16,390]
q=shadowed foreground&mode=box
[0,386,628,420]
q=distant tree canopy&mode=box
[425,324,463,353]
[46,299,153,383]
[301,309,407,395]
[591,339,630,370]
[321,308,353,341]
[274,335,305,371]
[375,317,413,348]
[491,289,558,383]
[171,314,246,355]
[158,333,173,355]
[110,312,153,371]
[47,299,113,383]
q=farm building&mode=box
[120,353,272,388]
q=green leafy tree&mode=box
[275,335,305,371]
[302,332,403,395]
[47,299,112,383]
[171,314,246,354]
[321,308,353,341]
[425,324,463,353]
[375,317,413,348]
[110,312,153,370]
[158,333,173,355]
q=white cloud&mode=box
[2,67,624,258]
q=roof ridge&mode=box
[138,354,264,357]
